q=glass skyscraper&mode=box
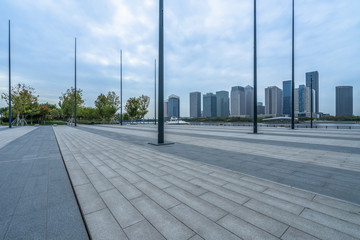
[244,86,254,117]
[216,91,229,118]
[282,80,292,116]
[167,95,180,118]
[306,71,319,113]
[203,93,217,118]
[299,85,305,113]
[336,86,353,116]
[189,92,201,118]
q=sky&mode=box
[0,0,359,117]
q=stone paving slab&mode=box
[80,124,360,204]
[0,126,88,240]
[53,125,360,240]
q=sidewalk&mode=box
[53,125,360,240]
[0,126,88,240]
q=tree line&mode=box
[0,83,150,124]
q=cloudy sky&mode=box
[0,0,359,117]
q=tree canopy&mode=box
[95,91,120,121]
[124,95,150,121]
[58,87,84,119]
[1,83,39,119]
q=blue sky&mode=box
[0,0,359,117]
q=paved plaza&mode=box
[1,124,360,239]
[0,127,88,240]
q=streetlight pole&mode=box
[120,50,123,126]
[154,59,157,125]
[149,0,173,145]
[74,38,77,127]
[291,0,295,129]
[310,76,313,128]
[8,20,12,128]
[158,0,164,143]
[253,0,258,134]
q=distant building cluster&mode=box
[166,71,354,119]
[164,95,180,118]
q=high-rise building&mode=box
[294,88,299,113]
[230,86,245,116]
[298,85,305,113]
[167,95,180,118]
[265,86,282,116]
[189,92,201,118]
[336,86,353,116]
[203,93,217,118]
[282,80,292,116]
[216,91,229,118]
[298,85,315,116]
[164,99,168,117]
[304,87,315,114]
[245,85,254,117]
[306,71,319,113]
[257,102,265,115]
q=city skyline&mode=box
[1,0,359,117]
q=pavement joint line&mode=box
[52,127,92,240]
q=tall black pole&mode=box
[158,0,164,143]
[253,0,258,134]
[310,76,313,128]
[291,0,295,129]
[154,59,157,125]
[74,38,77,127]
[8,20,12,128]
[120,50,123,126]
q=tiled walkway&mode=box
[53,125,360,240]
[80,124,360,204]
[0,126,88,240]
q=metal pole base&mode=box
[148,142,175,146]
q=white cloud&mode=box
[1,0,359,117]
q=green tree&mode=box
[39,104,51,124]
[95,91,120,121]
[125,97,140,121]
[28,102,40,125]
[79,107,98,120]
[124,95,150,121]
[58,87,84,119]
[49,108,59,120]
[1,83,39,121]
[138,95,150,120]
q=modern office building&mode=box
[298,85,306,113]
[189,92,201,118]
[245,85,254,117]
[336,86,353,116]
[164,99,168,117]
[298,85,315,116]
[203,93,217,118]
[294,88,299,113]
[216,91,229,118]
[265,86,282,116]
[304,87,315,114]
[306,71,319,113]
[167,95,180,118]
[282,80,292,116]
[230,86,245,116]
[257,102,265,115]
